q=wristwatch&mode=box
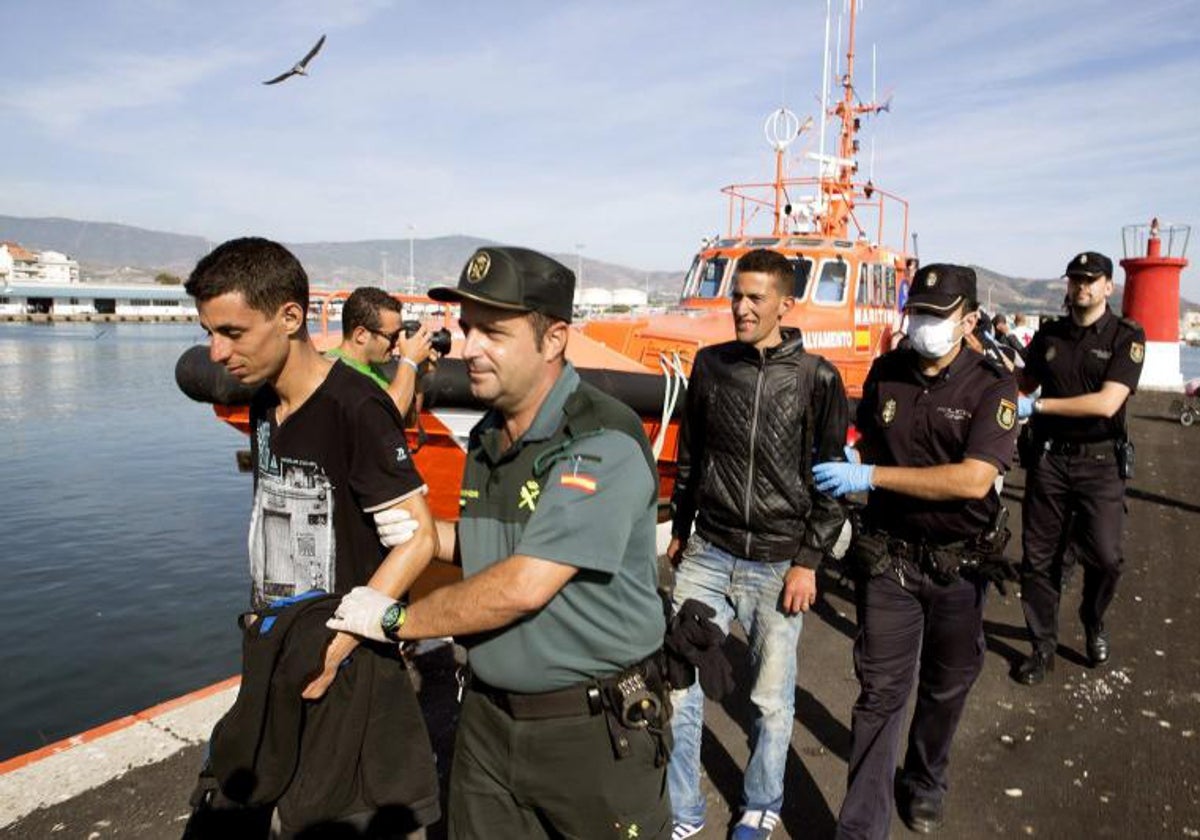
[380,602,407,641]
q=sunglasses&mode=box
[367,327,403,348]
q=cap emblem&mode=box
[925,271,938,288]
[1079,254,1088,265]
[466,252,491,284]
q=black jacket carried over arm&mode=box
[670,328,849,567]
[207,593,440,833]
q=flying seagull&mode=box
[263,34,326,85]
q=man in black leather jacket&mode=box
[665,248,849,840]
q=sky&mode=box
[2,0,1199,296]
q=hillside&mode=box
[3,214,1187,313]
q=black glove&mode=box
[663,598,734,701]
[975,557,1019,596]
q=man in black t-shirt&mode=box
[186,237,440,835]
[1013,251,1145,685]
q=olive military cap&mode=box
[429,246,575,323]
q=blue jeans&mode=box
[667,534,805,825]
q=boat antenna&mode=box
[818,0,832,185]
[764,108,805,235]
[870,43,877,182]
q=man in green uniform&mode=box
[326,286,433,416]
[328,246,671,840]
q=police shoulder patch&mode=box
[1130,341,1144,363]
[997,399,1016,431]
[881,397,898,426]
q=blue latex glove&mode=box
[843,444,861,464]
[1018,395,1036,419]
[813,461,875,497]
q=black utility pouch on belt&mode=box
[923,546,965,584]
[1116,439,1135,480]
[1016,423,1042,470]
[848,529,892,577]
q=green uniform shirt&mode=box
[458,364,665,693]
[325,348,391,391]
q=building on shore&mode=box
[0,281,196,320]
[0,240,194,320]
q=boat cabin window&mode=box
[683,256,730,298]
[814,259,848,305]
[788,256,813,300]
[855,263,899,308]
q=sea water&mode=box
[0,323,247,759]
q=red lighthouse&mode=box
[1120,218,1190,389]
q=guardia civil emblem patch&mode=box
[1045,345,1057,362]
[518,479,541,511]
[1130,342,1144,363]
[997,399,1016,431]
[882,397,897,426]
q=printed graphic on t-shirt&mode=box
[249,428,336,607]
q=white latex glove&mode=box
[374,507,418,548]
[326,585,395,642]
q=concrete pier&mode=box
[2,391,1198,839]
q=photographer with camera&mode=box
[328,287,441,416]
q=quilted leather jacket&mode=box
[670,328,849,567]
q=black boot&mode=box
[1085,625,1110,667]
[1014,650,1054,685]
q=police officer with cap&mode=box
[1013,251,1145,685]
[814,264,1018,837]
[327,246,671,839]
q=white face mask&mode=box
[908,312,963,359]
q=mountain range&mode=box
[2,214,1182,313]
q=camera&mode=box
[403,320,452,356]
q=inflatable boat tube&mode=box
[175,347,683,420]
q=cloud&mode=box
[1,48,251,131]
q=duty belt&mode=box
[1043,438,1115,458]
[472,677,605,720]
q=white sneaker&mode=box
[672,821,705,840]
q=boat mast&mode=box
[816,0,886,241]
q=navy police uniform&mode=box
[1019,252,1144,671]
[836,265,1018,840]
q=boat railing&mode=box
[720,175,909,252]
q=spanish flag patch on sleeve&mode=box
[560,473,598,494]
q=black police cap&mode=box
[1064,251,1113,280]
[429,246,575,323]
[905,263,977,314]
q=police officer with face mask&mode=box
[814,264,1019,838]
